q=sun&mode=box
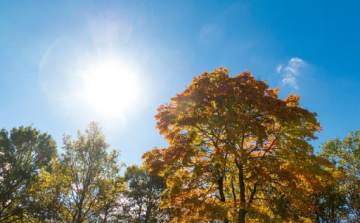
[76,58,141,117]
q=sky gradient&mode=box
[1,0,359,166]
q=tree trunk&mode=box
[238,209,246,223]
[145,204,151,223]
[238,163,247,223]
[218,177,229,223]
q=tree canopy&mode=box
[0,123,170,222]
[1,68,358,222]
[0,126,57,222]
[143,68,333,222]
[32,122,124,222]
[121,165,169,222]
[319,130,360,221]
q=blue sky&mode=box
[1,0,359,166]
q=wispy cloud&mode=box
[277,57,305,89]
[198,23,223,44]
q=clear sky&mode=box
[1,0,359,166]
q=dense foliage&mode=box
[0,123,168,223]
[121,165,171,222]
[315,130,360,222]
[0,68,358,222]
[142,68,346,222]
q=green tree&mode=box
[321,130,360,222]
[28,160,71,222]
[0,126,57,222]
[143,68,332,223]
[312,182,348,223]
[121,165,170,222]
[31,122,124,222]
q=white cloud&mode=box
[277,57,305,89]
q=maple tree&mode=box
[143,68,332,222]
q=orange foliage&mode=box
[143,68,332,222]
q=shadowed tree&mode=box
[320,130,360,222]
[0,126,57,222]
[121,165,170,223]
[312,181,348,223]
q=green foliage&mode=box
[319,130,360,222]
[30,122,124,222]
[121,165,170,222]
[312,183,348,223]
[0,126,57,222]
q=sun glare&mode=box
[76,58,141,117]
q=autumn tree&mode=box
[121,165,170,222]
[320,130,360,222]
[143,68,332,222]
[0,126,57,222]
[31,122,124,222]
